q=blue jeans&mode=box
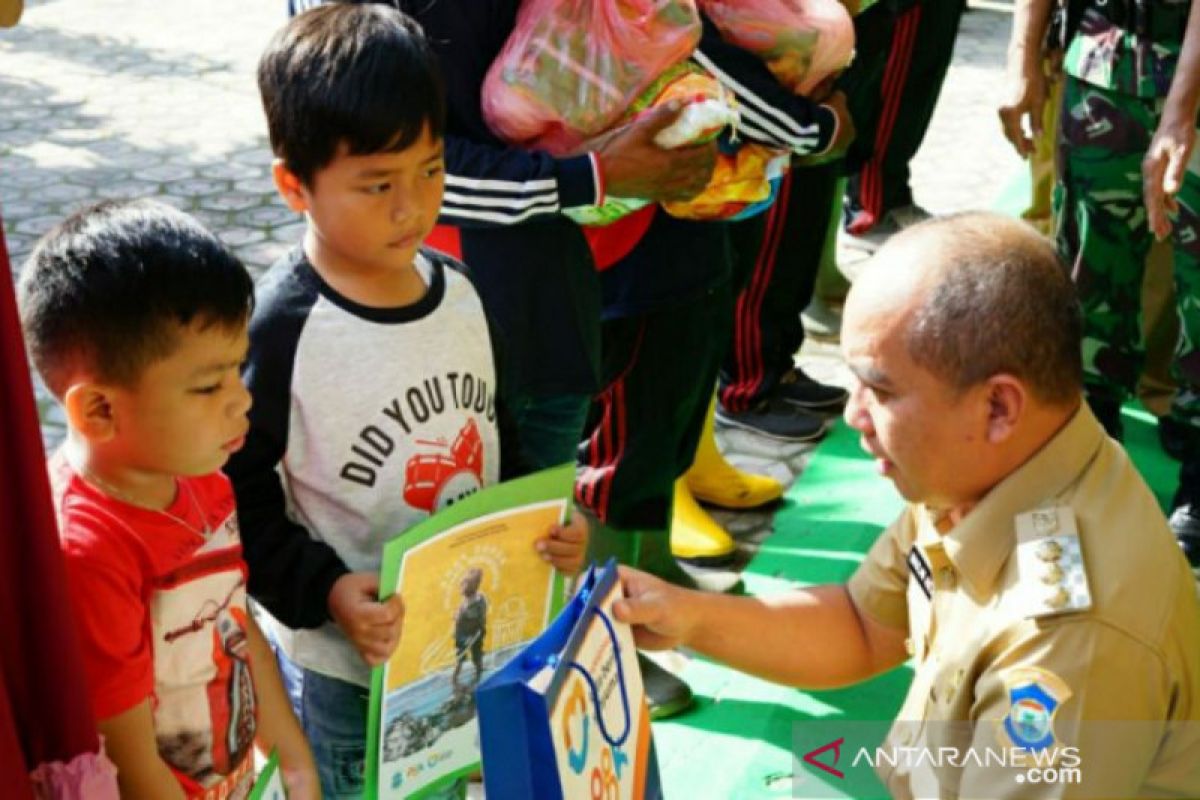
[509,392,590,470]
[275,649,465,799]
[275,650,370,798]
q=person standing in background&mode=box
[1001,0,1200,569]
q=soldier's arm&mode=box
[1144,0,1200,240]
[999,0,1056,156]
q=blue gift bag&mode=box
[476,559,663,799]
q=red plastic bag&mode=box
[698,0,854,96]
[482,0,702,154]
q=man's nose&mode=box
[844,382,870,433]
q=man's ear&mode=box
[983,374,1027,444]
[272,160,310,213]
[63,382,118,444]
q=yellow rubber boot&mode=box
[685,397,785,509]
[670,479,736,564]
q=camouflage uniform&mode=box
[1055,0,1200,430]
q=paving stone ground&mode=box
[2,0,1021,551]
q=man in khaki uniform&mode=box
[615,212,1200,797]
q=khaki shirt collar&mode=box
[924,402,1103,596]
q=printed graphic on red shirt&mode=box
[403,418,485,512]
[151,513,256,799]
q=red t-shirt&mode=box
[50,453,257,799]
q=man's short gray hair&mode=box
[900,213,1083,404]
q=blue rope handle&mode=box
[565,606,631,748]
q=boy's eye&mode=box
[422,164,444,179]
[363,182,391,195]
[191,371,238,395]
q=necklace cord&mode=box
[70,457,214,540]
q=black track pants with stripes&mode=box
[576,280,735,530]
[841,0,964,229]
[718,162,841,412]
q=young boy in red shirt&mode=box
[18,199,318,799]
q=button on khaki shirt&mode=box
[848,405,1200,798]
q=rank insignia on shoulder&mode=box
[1013,507,1092,618]
[998,667,1073,752]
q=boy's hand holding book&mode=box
[535,510,589,576]
[328,572,406,666]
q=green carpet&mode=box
[655,420,906,799]
[657,408,1177,798]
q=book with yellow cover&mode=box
[365,464,574,799]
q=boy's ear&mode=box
[63,382,118,444]
[272,159,310,213]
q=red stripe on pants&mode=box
[854,5,921,233]
[575,324,644,521]
[725,170,793,411]
[598,379,627,520]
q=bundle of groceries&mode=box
[700,0,855,96]
[480,0,703,155]
[481,0,854,226]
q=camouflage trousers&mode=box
[1056,76,1200,428]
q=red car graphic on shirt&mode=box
[403,418,484,512]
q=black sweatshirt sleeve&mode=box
[435,251,531,480]
[224,258,350,629]
[441,137,603,227]
[694,15,840,156]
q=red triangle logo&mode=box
[803,737,845,779]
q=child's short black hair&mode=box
[18,199,254,396]
[258,3,445,186]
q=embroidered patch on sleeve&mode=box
[999,667,1073,752]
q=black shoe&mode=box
[1169,460,1200,571]
[638,653,694,720]
[1086,393,1124,440]
[1158,415,1197,462]
[775,368,849,413]
[715,398,831,443]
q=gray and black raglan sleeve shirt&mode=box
[226,247,507,686]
